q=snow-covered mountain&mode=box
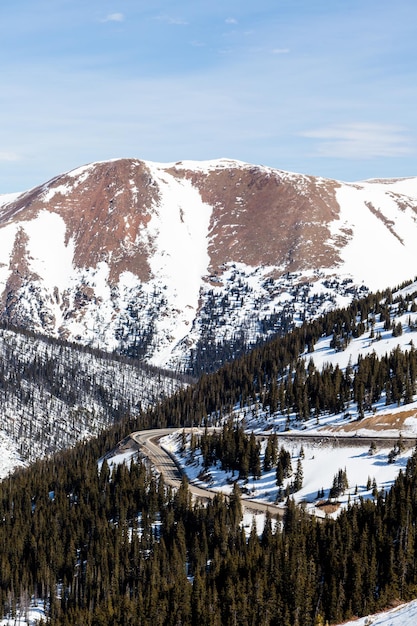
[1,158,417,372]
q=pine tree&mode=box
[293,458,303,492]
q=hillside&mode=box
[2,287,417,625]
[0,159,417,373]
[2,160,417,624]
[0,325,186,473]
[154,279,417,520]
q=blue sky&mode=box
[0,0,416,192]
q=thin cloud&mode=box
[0,152,19,162]
[302,123,413,159]
[102,13,124,23]
[272,48,290,54]
[155,15,188,26]
[225,18,238,24]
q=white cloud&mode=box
[272,48,290,54]
[102,13,124,23]
[155,15,188,26]
[302,123,414,159]
[0,152,19,162]
[225,17,238,24]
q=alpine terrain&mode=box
[1,158,417,373]
[2,159,417,625]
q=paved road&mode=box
[131,428,287,518]
[129,426,416,520]
[132,429,183,488]
[276,431,417,448]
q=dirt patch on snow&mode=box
[316,500,341,514]
[329,409,417,433]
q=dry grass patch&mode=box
[316,500,341,514]
[329,409,417,433]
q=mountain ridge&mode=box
[0,157,417,371]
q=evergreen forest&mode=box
[3,422,417,625]
[2,283,417,624]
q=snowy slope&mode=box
[141,162,213,364]
[0,325,187,470]
[333,178,417,290]
[1,159,417,372]
[159,281,417,518]
[0,191,23,207]
[336,599,417,626]
[163,429,414,520]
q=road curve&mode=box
[128,427,416,520]
[130,428,287,518]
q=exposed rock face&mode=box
[0,157,416,372]
[168,163,341,274]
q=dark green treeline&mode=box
[2,435,417,625]
[139,283,417,430]
[0,283,417,624]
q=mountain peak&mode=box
[0,158,416,370]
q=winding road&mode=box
[127,427,417,520]
[130,428,287,518]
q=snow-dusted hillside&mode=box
[0,159,417,372]
[163,428,414,521]
[0,325,186,472]
[157,280,417,519]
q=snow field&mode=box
[334,181,417,291]
[144,164,213,365]
[335,598,417,626]
[162,431,413,519]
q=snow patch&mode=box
[0,430,26,478]
[23,211,75,291]
[332,182,417,290]
[0,191,23,208]
[336,598,417,626]
[145,165,213,366]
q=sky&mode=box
[0,0,416,193]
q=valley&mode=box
[1,158,417,624]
